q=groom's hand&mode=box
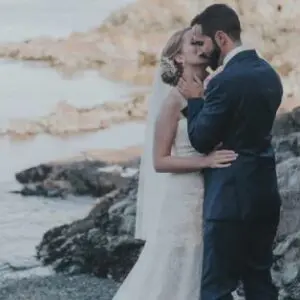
[177,74,204,99]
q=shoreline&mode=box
[49,145,143,165]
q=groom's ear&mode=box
[215,31,228,47]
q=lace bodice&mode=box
[172,116,202,157]
[171,92,202,158]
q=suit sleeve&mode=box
[186,97,205,119]
[187,79,234,154]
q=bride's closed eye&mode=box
[191,40,204,46]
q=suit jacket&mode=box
[187,50,283,221]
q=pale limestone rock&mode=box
[1,0,299,138]
[4,94,148,138]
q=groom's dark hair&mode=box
[191,4,241,42]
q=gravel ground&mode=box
[0,274,120,300]
[0,274,246,300]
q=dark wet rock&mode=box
[13,160,136,198]
[15,164,54,184]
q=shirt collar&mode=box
[223,45,248,66]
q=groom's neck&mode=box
[220,40,242,64]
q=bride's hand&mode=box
[177,73,204,99]
[205,149,238,168]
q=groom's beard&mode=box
[208,42,222,71]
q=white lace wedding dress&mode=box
[112,100,205,300]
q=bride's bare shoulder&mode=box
[155,88,182,128]
[163,88,185,110]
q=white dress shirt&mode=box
[223,45,250,66]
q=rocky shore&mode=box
[10,106,300,299]
[13,153,145,283]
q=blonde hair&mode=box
[160,28,190,86]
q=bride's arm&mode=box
[153,95,236,173]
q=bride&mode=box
[112,27,237,300]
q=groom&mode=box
[178,4,282,300]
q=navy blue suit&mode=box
[187,50,282,300]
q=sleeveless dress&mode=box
[112,99,205,300]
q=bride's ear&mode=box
[174,54,184,65]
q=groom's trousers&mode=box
[200,217,279,300]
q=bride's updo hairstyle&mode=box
[160,28,190,86]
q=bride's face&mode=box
[191,25,222,71]
[175,29,209,67]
